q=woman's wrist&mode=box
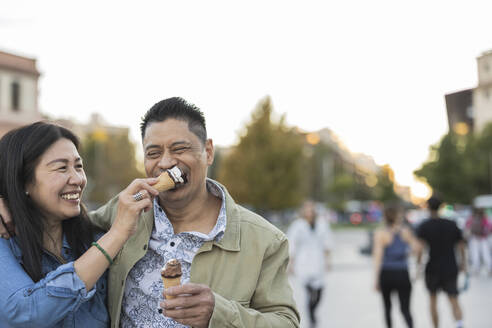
[106,226,131,245]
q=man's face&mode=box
[143,119,214,206]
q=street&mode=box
[289,229,492,328]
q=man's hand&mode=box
[0,196,14,239]
[160,283,215,328]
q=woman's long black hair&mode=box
[0,122,97,282]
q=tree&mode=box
[374,164,400,203]
[80,129,143,208]
[414,132,472,204]
[468,124,492,196]
[327,172,357,211]
[218,96,305,212]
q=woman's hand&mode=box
[110,178,159,239]
[374,280,380,292]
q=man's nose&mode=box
[157,153,178,170]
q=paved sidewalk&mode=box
[289,229,492,328]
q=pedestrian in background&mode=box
[465,207,491,276]
[373,204,419,328]
[287,200,332,328]
[417,195,466,328]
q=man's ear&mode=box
[205,139,214,166]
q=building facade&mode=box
[445,49,492,134]
[473,49,492,132]
[0,50,42,138]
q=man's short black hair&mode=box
[140,97,207,144]
[427,194,443,211]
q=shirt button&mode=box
[121,280,124,286]
[170,242,175,247]
[143,244,147,250]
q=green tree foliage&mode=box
[468,125,492,196]
[327,172,356,211]
[375,164,400,203]
[304,142,334,202]
[218,96,305,211]
[414,132,473,204]
[80,129,143,208]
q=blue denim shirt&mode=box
[0,235,109,328]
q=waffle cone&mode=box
[162,276,181,299]
[154,172,175,192]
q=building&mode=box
[445,49,492,134]
[0,49,129,142]
[473,49,492,132]
[445,89,473,135]
[0,49,42,138]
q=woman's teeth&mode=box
[61,193,79,200]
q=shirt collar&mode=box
[10,233,73,262]
[153,179,227,242]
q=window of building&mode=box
[11,81,20,111]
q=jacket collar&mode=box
[209,180,240,252]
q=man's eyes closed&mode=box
[172,146,190,153]
[146,151,161,158]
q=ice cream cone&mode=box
[161,259,182,300]
[161,276,181,300]
[154,171,176,192]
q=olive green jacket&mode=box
[89,181,300,328]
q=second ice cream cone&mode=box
[162,276,181,300]
[161,259,182,300]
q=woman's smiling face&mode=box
[26,138,86,224]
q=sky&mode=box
[2,0,492,199]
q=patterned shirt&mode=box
[120,180,227,328]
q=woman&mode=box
[0,122,158,327]
[373,205,419,328]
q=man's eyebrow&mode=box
[144,144,161,152]
[170,141,192,147]
[144,141,192,151]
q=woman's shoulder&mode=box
[0,237,21,259]
[374,227,390,243]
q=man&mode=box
[0,97,300,328]
[287,200,332,328]
[416,195,466,328]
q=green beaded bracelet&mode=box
[91,242,114,265]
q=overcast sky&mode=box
[2,0,492,198]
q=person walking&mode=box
[465,208,491,275]
[373,205,419,328]
[287,200,332,328]
[417,195,466,328]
